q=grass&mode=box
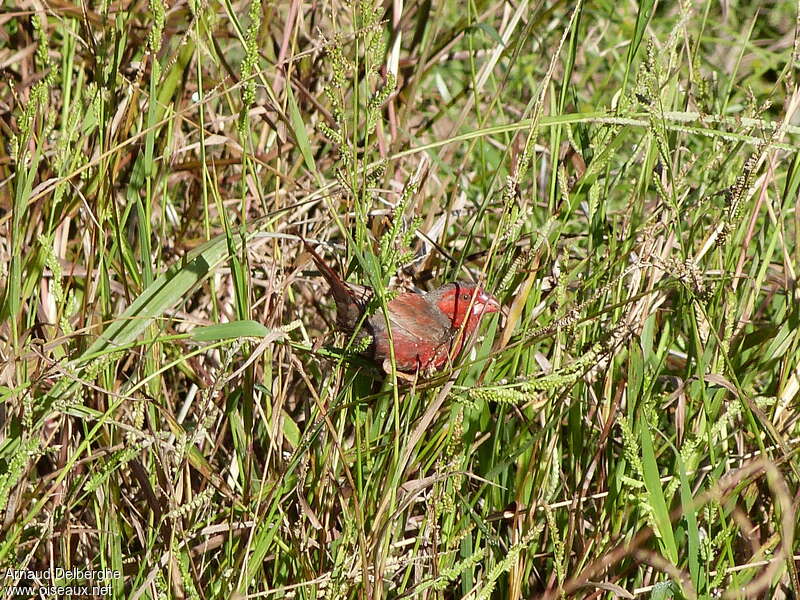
[1,0,799,598]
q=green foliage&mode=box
[239,0,262,127]
[1,0,799,598]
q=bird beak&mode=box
[487,294,508,319]
[475,292,503,316]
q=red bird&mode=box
[303,240,501,374]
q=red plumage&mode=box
[303,240,500,374]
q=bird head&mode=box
[430,282,501,334]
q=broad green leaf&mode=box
[191,320,271,342]
[468,23,505,47]
[678,454,701,590]
[78,234,245,362]
[640,413,678,564]
[286,85,316,175]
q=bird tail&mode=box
[301,238,345,291]
[300,237,366,331]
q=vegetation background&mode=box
[1,0,799,598]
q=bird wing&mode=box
[367,292,453,371]
[384,293,452,343]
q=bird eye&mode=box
[461,293,470,301]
